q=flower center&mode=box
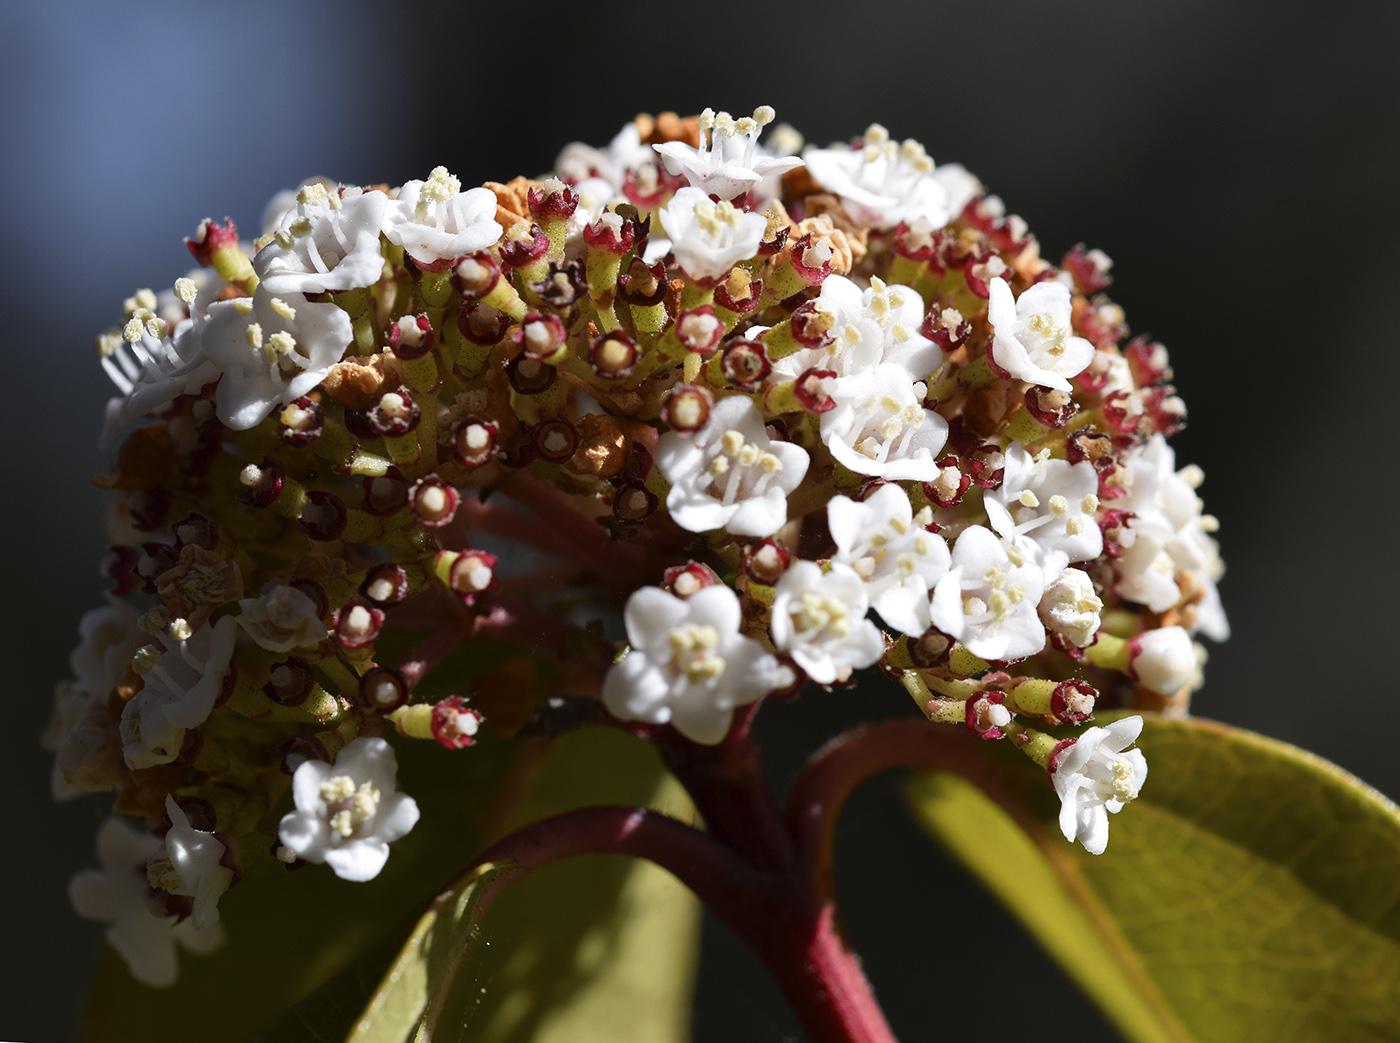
[321,774,381,838]
[667,624,725,682]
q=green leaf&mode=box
[265,727,699,1043]
[906,715,1400,1043]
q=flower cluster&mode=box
[51,106,1224,984]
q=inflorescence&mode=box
[49,107,1226,986]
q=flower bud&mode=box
[1129,626,1195,695]
[589,331,639,379]
[277,396,324,447]
[922,457,970,508]
[966,690,1011,739]
[362,468,410,516]
[920,304,971,353]
[533,419,578,463]
[675,305,724,355]
[452,253,503,301]
[409,475,460,528]
[431,696,484,749]
[1061,244,1114,294]
[172,513,219,552]
[789,299,836,350]
[720,338,771,391]
[660,384,713,433]
[743,540,790,586]
[513,313,568,364]
[435,549,498,602]
[359,666,410,713]
[1024,386,1078,428]
[616,257,668,307]
[360,562,412,607]
[505,353,557,395]
[499,221,550,269]
[184,217,240,267]
[332,599,384,650]
[263,657,315,706]
[388,314,434,361]
[583,211,636,255]
[612,482,658,524]
[528,179,579,222]
[237,458,284,509]
[367,387,421,438]
[663,561,720,598]
[455,414,506,469]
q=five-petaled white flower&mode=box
[828,485,950,637]
[1050,716,1148,855]
[70,817,224,987]
[237,582,329,653]
[146,795,233,930]
[382,167,501,267]
[254,183,389,296]
[119,615,237,770]
[773,275,940,385]
[770,561,884,685]
[929,525,1046,662]
[201,286,352,430]
[820,364,948,482]
[99,309,218,446]
[277,737,421,882]
[652,105,803,201]
[802,124,950,231]
[657,394,809,537]
[656,187,768,284]
[984,441,1103,580]
[986,277,1095,392]
[602,585,794,744]
[1130,625,1198,695]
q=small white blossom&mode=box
[1038,567,1103,647]
[773,275,940,384]
[99,313,218,446]
[277,737,420,882]
[602,586,794,744]
[656,394,809,537]
[929,525,1046,661]
[931,163,981,220]
[1113,436,1228,641]
[382,167,501,266]
[201,286,352,430]
[986,277,1095,392]
[1051,716,1148,855]
[828,485,950,637]
[771,562,884,685]
[237,583,328,653]
[254,184,388,295]
[70,817,224,987]
[652,105,802,201]
[656,187,767,283]
[820,364,948,482]
[555,121,654,191]
[985,441,1103,579]
[146,795,232,930]
[69,599,145,698]
[802,125,950,231]
[119,616,237,769]
[1130,626,1196,695]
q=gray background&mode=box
[3,0,1397,1039]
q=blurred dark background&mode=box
[3,0,1397,1039]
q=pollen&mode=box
[270,297,297,320]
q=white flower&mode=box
[146,795,232,930]
[931,162,981,219]
[771,562,884,685]
[984,442,1103,579]
[657,394,809,537]
[656,187,767,283]
[828,485,950,637]
[1038,567,1103,647]
[1113,436,1228,641]
[70,817,224,987]
[773,275,940,384]
[555,121,654,190]
[99,311,219,446]
[201,286,352,430]
[278,737,420,882]
[1130,626,1196,695]
[1051,716,1148,855]
[254,183,388,295]
[382,167,501,267]
[69,599,144,698]
[802,125,950,231]
[820,364,948,482]
[602,586,794,745]
[237,583,328,653]
[119,616,237,769]
[929,525,1046,661]
[652,105,802,201]
[986,277,1095,392]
